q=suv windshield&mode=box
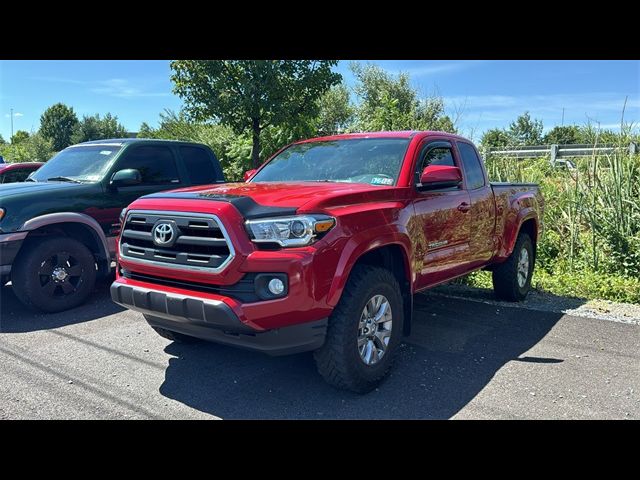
[251,138,410,186]
[30,145,122,183]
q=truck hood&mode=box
[0,180,86,198]
[0,181,97,233]
[144,181,401,213]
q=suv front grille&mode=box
[119,210,234,272]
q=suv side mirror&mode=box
[110,169,142,188]
[244,169,257,182]
[418,165,462,190]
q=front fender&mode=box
[326,225,412,307]
[22,212,111,263]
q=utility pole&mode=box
[10,108,14,140]
[561,107,565,126]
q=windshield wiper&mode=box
[47,176,82,184]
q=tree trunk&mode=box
[251,118,261,169]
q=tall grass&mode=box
[479,142,640,303]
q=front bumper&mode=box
[0,232,27,275]
[110,281,327,355]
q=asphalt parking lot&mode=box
[1,278,638,419]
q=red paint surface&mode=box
[114,132,543,331]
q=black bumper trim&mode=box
[110,282,327,355]
[110,282,255,334]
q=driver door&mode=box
[412,140,471,290]
[95,144,185,241]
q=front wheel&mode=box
[12,236,97,312]
[492,232,534,301]
[314,265,403,394]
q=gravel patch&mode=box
[425,284,640,326]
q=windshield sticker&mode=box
[371,177,394,185]
[100,150,113,155]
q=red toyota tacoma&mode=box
[111,131,543,393]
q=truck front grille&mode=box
[119,210,234,272]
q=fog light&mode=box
[268,278,285,295]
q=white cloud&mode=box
[4,112,23,118]
[386,61,486,78]
[90,78,169,98]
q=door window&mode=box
[116,145,180,185]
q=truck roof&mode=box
[295,130,472,144]
[70,138,206,147]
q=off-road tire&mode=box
[314,265,404,394]
[492,232,534,301]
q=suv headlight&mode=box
[245,215,335,247]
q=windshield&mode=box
[30,145,122,183]
[251,138,410,186]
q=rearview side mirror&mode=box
[244,169,257,182]
[418,165,462,190]
[110,169,142,188]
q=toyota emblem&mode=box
[153,222,175,246]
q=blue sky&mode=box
[1,60,638,142]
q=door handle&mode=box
[457,202,471,212]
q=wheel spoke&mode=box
[373,300,389,323]
[60,281,76,295]
[41,280,57,295]
[370,343,380,364]
[358,336,368,348]
[374,329,391,349]
[364,340,375,364]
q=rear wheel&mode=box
[12,236,97,312]
[314,265,403,394]
[492,232,534,301]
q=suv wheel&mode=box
[12,236,97,312]
[314,265,403,394]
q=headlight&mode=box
[245,215,335,247]
[0,208,5,221]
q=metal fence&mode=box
[484,142,638,163]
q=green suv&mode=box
[0,138,225,312]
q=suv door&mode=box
[412,139,471,289]
[98,144,187,242]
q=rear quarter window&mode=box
[457,141,486,190]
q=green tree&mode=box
[351,63,455,132]
[170,60,341,168]
[480,128,512,149]
[315,83,355,135]
[508,111,543,145]
[543,125,582,144]
[137,122,155,138]
[71,113,127,143]
[0,134,5,144]
[39,103,79,150]
[11,130,30,144]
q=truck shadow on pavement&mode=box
[159,292,567,419]
[0,278,125,333]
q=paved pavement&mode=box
[1,279,638,419]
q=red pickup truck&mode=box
[111,131,543,393]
